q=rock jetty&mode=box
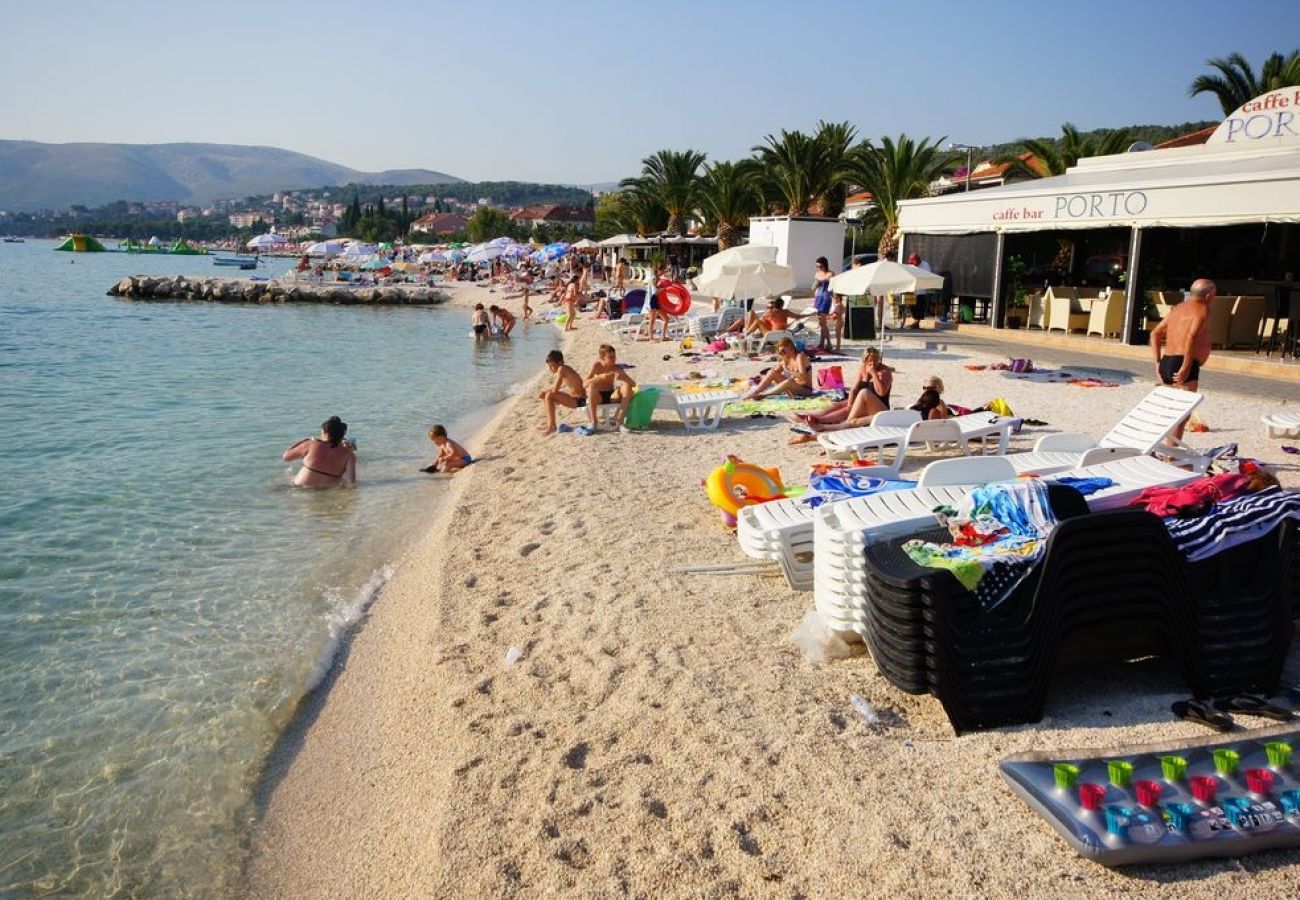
[107,275,445,305]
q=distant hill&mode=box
[0,141,462,211]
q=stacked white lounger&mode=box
[811,454,1202,638]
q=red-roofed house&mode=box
[933,153,1047,194]
[1155,126,1216,149]
[411,212,468,235]
[510,204,594,230]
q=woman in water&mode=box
[282,416,357,487]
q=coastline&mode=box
[246,288,1300,897]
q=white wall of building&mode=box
[747,216,846,291]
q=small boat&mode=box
[213,254,259,268]
[3,237,24,243]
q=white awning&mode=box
[899,142,1300,235]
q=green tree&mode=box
[751,120,859,217]
[619,149,706,236]
[1001,123,1132,179]
[1189,50,1300,115]
[465,206,518,243]
[850,134,953,258]
[695,160,763,249]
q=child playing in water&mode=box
[471,303,490,338]
[421,424,472,473]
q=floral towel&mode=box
[725,395,836,415]
[903,478,1057,610]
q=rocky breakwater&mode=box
[107,275,445,305]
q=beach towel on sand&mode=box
[726,396,835,415]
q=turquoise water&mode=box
[0,240,555,896]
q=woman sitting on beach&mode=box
[910,375,951,420]
[282,416,356,487]
[741,338,813,400]
[797,347,893,428]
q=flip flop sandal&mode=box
[1171,699,1235,732]
[1282,446,1300,455]
[1214,694,1294,722]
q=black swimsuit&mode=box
[856,378,890,408]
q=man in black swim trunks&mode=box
[1150,278,1214,439]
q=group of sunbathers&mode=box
[537,345,636,435]
[790,347,956,443]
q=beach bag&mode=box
[987,397,1014,417]
[623,387,660,430]
[1008,357,1034,374]
[817,365,845,392]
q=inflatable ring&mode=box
[704,456,784,520]
[656,282,692,316]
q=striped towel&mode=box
[1163,487,1300,561]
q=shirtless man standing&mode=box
[538,350,586,435]
[1149,278,1214,439]
[583,344,637,430]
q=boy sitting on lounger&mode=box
[421,424,472,473]
[538,349,587,435]
[584,344,637,430]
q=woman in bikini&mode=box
[283,416,357,487]
[741,338,814,400]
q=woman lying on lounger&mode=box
[795,347,893,428]
[741,338,813,400]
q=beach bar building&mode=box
[896,87,1300,357]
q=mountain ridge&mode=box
[0,140,462,211]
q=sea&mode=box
[0,239,556,896]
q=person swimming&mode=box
[282,416,357,487]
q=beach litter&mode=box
[504,646,525,666]
[849,694,881,726]
[790,609,856,664]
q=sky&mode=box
[1,0,1293,185]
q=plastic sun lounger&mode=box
[811,454,1201,637]
[1263,411,1300,439]
[654,387,739,431]
[817,411,1015,458]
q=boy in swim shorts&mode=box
[471,303,490,338]
[422,424,472,473]
[538,349,587,435]
[583,344,637,430]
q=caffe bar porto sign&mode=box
[1208,87,1300,146]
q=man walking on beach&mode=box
[1149,278,1214,439]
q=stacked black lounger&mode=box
[859,485,1299,733]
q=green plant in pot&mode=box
[1006,288,1029,328]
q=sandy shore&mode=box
[247,281,1300,897]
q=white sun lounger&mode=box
[1263,412,1300,439]
[812,454,1200,637]
[817,411,1016,459]
[653,387,739,430]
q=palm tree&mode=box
[1189,50,1300,115]
[752,120,859,216]
[599,186,668,237]
[1001,123,1133,179]
[850,134,952,258]
[619,149,706,236]
[695,160,763,249]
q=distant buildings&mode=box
[411,212,469,235]
[228,212,265,228]
[509,204,594,230]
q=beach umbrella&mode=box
[466,243,506,263]
[417,249,440,263]
[829,260,945,351]
[306,240,345,257]
[441,248,466,263]
[572,237,600,251]
[699,244,778,281]
[359,256,391,270]
[534,241,570,262]
[695,260,796,301]
[599,233,641,247]
[247,233,288,249]
[487,236,514,248]
[340,242,377,258]
[501,243,533,259]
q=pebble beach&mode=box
[246,281,1300,898]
